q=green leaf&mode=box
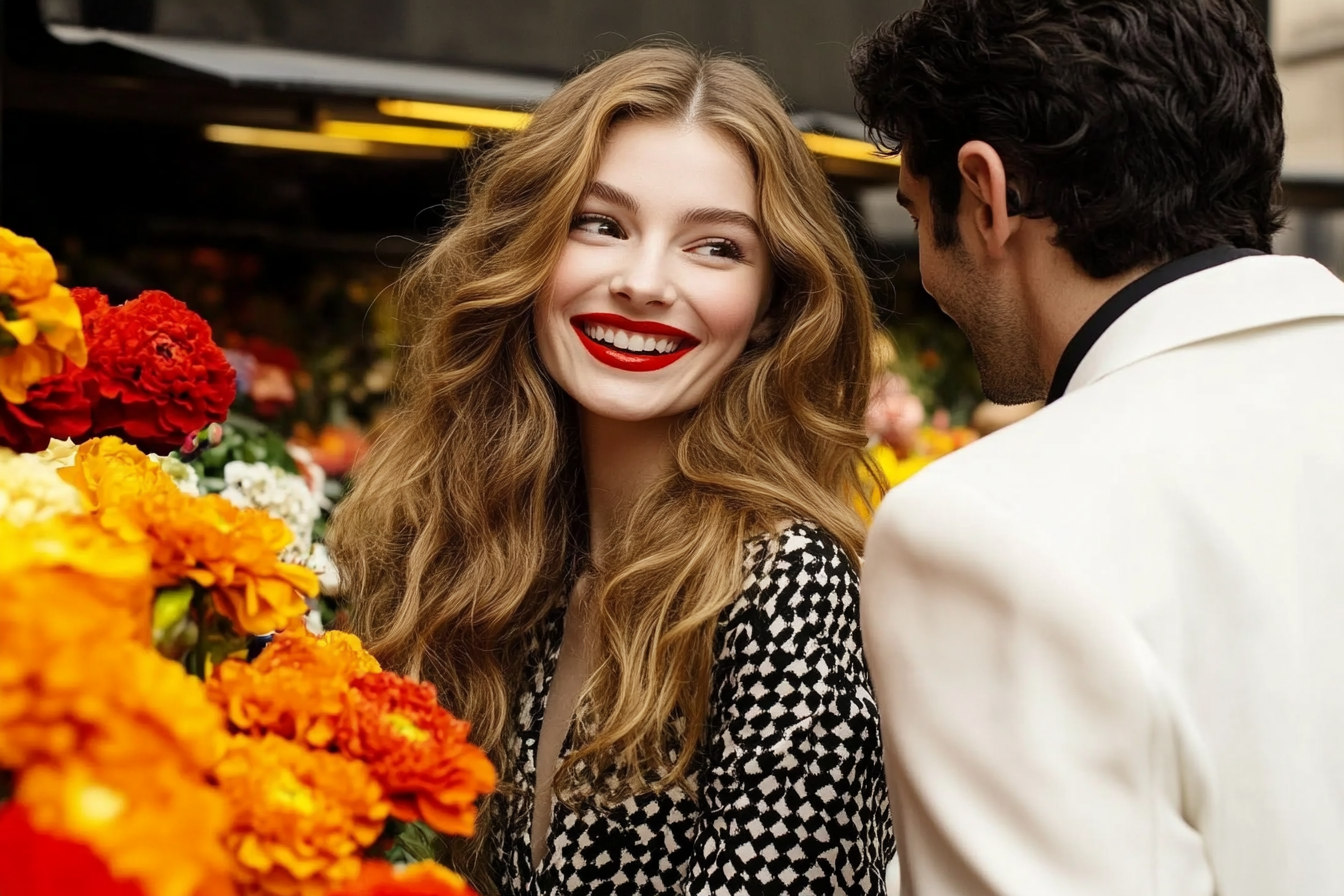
[152,585,196,644]
[391,820,443,864]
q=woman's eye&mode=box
[690,239,744,261]
[572,214,624,238]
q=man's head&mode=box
[851,0,1285,403]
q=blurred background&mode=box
[2,0,1340,476]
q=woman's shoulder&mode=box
[725,519,860,635]
[741,519,856,585]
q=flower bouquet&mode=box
[0,230,494,895]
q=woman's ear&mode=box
[748,316,779,345]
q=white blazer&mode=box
[862,253,1344,896]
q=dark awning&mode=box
[46,23,558,108]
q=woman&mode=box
[327,45,894,895]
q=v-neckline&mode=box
[516,590,577,890]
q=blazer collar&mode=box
[1053,252,1344,401]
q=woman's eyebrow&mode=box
[679,207,762,236]
[586,181,640,213]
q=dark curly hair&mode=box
[850,0,1286,279]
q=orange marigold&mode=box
[207,628,381,748]
[0,619,226,775]
[61,437,318,634]
[15,760,235,896]
[212,734,390,896]
[256,627,383,679]
[328,861,478,896]
[334,673,496,837]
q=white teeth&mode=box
[582,323,687,354]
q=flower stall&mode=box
[0,228,493,896]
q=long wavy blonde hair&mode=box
[326,44,882,886]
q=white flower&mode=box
[218,460,321,564]
[308,543,342,595]
[32,437,79,468]
[0,448,83,526]
[149,453,201,496]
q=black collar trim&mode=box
[1046,246,1265,404]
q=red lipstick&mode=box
[571,313,698,373]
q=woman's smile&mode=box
[571,312,699,372]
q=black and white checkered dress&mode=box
[492,522,895,895]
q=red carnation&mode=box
[85,290,236,453]
[0,361,98,452]
[0,802,146,896]
[334,672,497,837]
[72,286,110,332]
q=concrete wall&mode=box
[1272,0,1344,274]
[1274,0,1344,173]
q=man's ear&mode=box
[957,141,1018,259]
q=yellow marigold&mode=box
[0,281,87,404]
[0,447,83,525]
[0,226,59,302]
[207,628,381,749]
[16,760,235,896]
[59,435,177,511]
[213,734,390,896]
[61,437,318,634]
[0,514,153,644]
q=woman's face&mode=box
[535,119,772,423]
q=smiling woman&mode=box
[326,44,895,896]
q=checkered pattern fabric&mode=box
[493,522,895,894]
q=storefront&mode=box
[8,0,978,442]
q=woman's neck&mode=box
[580,410,677,559]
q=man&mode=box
[852,3,1344,895]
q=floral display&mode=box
[0,246,237,454]
[82,289,237,453]
[0,231,491,896]
[58,437,318,636]
[220,459,323,566]
[212,734,389,896]
[335,673,498,837]
[0,228,86,407]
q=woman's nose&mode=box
[610,246,677,307]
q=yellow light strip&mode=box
[319,120,475,149]
[801,132,901,167]
[378,98,532,131]
[204,123,378,156]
